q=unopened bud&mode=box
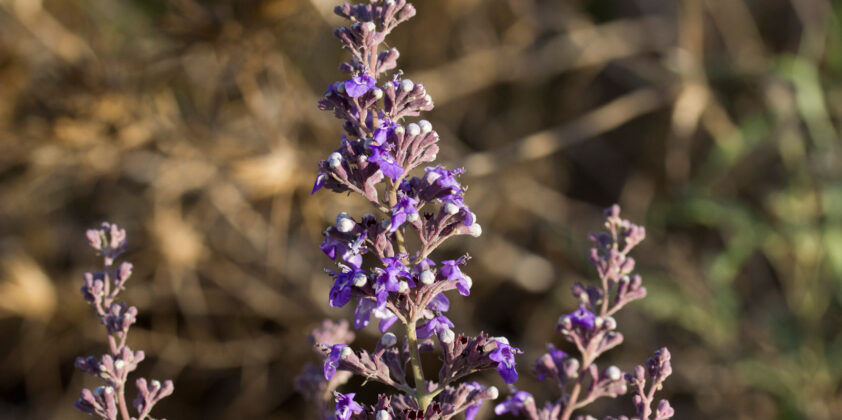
[407,123,421,137]
[424,94,433,104]
[606,365,622,381]
[463,274,473,289]
[420,270,435,285]
[114,360,125,371]
[372,88,383,99]
[394,125,405,136]
[328,152,342,168]
[487,385,499,399]
[380,332,397,347]
[336,212,355,233]
[594,317,604,329]
[353,272,367,287]
[398,281,409,293]
[439,328,455,343]
[358,155,368,163]
[376,410,391,420]
[340,346,353,359]
[407,212,419,223]
[605,316,617,330]
[400,79,414,92]
[419,120,432,134]
[362,22,376,32]
[468,223,482,237]
[444,202,459,215]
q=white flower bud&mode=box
[380,332,398,347]
[151,380,161,389]
[372,88,383,99]
[439,328,455,343]
[104,386,114,395]
[407,212,419,223]
[376,410,391,420]
[468,223,482,237]
[487,386,499,399]
[385,0,394,5]
[606,365,622,381]
[407,123,421,137]
[493,336,509,345]
[419,120,432,134]
[328,152,342,168]
[400,79,414,92]
[420,270,435,285]
[394,125,405,136]
[336,212,355,233]
[594,317,604,329]
[444,202,459,215]
[353,272,368,287]
[358,154,368,163]
[398,281,409,293]
[340,346,353,359]
[605,316,617,330]
[463,274,473,289]
[362,22,376,32]
[114,360,125,371]
[424,94,433,104]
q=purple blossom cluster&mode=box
[75,223,173,420]
[494,206,673,420]
[301,1,518,418]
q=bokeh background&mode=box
[1,0,842,418]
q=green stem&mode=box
[406,319,432,410]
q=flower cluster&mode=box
[303,1,518,418]
[75,223,173,420]
[495,206,673,420]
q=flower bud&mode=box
[407,123,421,137]
[605,316,617,330]
[400,79,414,92]
[486,385,499,399]
[468,223,482,237]
[372,88,383,99]
[376,410,391,420]
[362,22,376,33]
[398,281,409,293]
[420,270,435,285]
[438,328,455,343]
[394,125,405,136]
[444,202,459,215]
[606,365,622,381]
[407,212,419,223]
[419,120,432,134]
[353,272,367,287]
[336,212,355,233]
[328,152,342,168]
[380,332,397,347]
[340,346,353,359]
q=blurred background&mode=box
[1,0,841,418]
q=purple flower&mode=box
[440,259,471,296]
[324,344,347,380]
[354,298,399,333]
[534,344,568,382]
[321,230,366,269]
[425,166,462,193]
[373,120,397,145]
[427,293,450,312]
[489,340,520,384]
[416,315,454,339]
[494,390,533,416]
[465,402,483,420]
[312,173,327,194]
[334,392,363,420]
[569,306,596,331]
[375,257,412,309]
[329,269,365,308]
[344,74,376,98]
[389,195,419,233]
[369,144,404,180]
[441,194,474,226]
